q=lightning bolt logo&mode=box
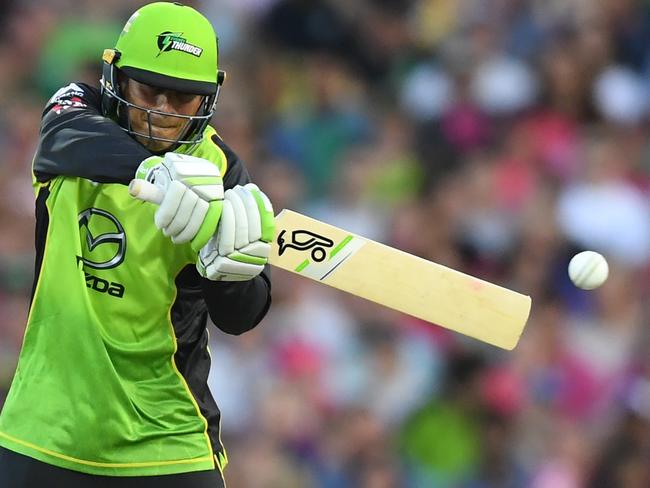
[156,31,184,57]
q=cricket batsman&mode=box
[0,3,273,487]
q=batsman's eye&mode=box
[139,85,163,102]
[175,93,199,105]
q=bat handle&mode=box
[128,179,165,205]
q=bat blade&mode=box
[129,181,531,349]
[269,210,531,350]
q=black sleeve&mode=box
[173,265,271,337]
[201,266,272,335]
[201,134,272,334]
[33,82,151,184]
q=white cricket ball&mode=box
[568,251,609,290]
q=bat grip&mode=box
[128,179,165,205]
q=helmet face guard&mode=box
[100,54,225,152]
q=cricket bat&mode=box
[129,180,531,350]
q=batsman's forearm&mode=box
[201,266,271,335]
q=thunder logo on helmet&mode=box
[156,31,203,57]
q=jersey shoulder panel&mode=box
[207,128,252,188]
[180,125,228,175]
[45,82,101,116]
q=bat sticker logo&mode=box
[277,229,334,262]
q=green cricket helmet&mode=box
[100,2,226,151]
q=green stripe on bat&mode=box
[295,259,309,272]
[329,235,353,260]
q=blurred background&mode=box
[1,0,650,486]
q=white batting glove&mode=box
[197,183,275,281]
[134,153,224,252]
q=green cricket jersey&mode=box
[0,83,271,476]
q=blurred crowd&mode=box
[2,0,650,486]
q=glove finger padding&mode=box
[245,183,275,243]
[239,241,270,259]
[234,185,262,243]
[172,198,209,244]
[197,184,275,282]
[200,256,265,282]
[163,188,200,237]
[216,199,236,256]
[155,180,188,230]
[224,189,250,250]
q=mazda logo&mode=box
[77,208,126,270]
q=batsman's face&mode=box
[122,78,203,152]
